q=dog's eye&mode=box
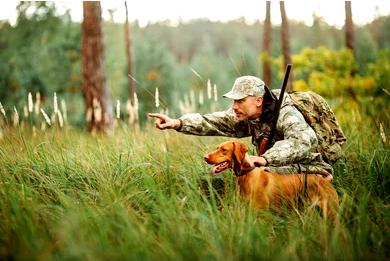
[221,147,227,152]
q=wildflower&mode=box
[0,101,6,118]
[198,91,204,105]
[61,99,67,122]
[213,83,218,102]
[116,99,120,119]
[126,99,134,124]
[57,111,64,128]
[207,79,212,99]
[53,92,58,114]
[40,108,51,126]
[127,94,139,125]
[133,93,138,108]
[155,87,160,108]
[28,92,33,113]
[380,123,387,144]
[23,105,28,118]
[133,93,139,121]
[34,92,41,115]
[13,107,19,126]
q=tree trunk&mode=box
[124,1,137,126]
[262,0,272,87]
[124,2,135,105]
[280,1,293,92]
[82,1,113,133]
[345,1,355,76]
[345,1,354,53]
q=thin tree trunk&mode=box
[124,2,135,104]
[345,1,356,77]
[262,0,272,87]
[124,1,137,126]
[280,1,293,92]
[82,1,113,133]
[345,1,354,53]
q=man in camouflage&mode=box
[149,76,334,179]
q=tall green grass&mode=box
[0,116,389,260]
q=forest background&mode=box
[0,1,389,127]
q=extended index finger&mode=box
[147,113,164,119]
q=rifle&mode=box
[258,64,292,155]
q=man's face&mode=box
[232,96,263,120]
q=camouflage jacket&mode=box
[177,90,333,174]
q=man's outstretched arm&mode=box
[148,113,182,130]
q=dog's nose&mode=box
[204,155,210,163]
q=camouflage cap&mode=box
[223,76,266,100]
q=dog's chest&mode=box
[237,171,269,196]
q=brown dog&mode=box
[204,141,339,218]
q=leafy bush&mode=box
[293,47,366,95]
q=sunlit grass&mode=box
[0,112,389,260]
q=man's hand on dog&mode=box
[249,155,268,167]
[148,113,182,130]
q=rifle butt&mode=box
[258,137,270,155]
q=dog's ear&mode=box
[233,142,248,164]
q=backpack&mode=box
[289,91,347,164]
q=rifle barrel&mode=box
[269,64,292,142]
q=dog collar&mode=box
[234,166,256,177]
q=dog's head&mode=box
[204,141,248,175]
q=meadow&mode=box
[0,108,389,261]
[1,3,389,260]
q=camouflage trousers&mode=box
[265,161,334,177]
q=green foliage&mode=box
[0,5,389,126]
[290,47,389,124]
[367,49,390,95]
[293,47,357,95]
[133,38,177,120]
[355,26,378,73]
[228,38,260,77]
[0,2,81,111]
[367,16,390,51]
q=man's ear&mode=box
[233,142,248,164]
[256,96,263,106]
